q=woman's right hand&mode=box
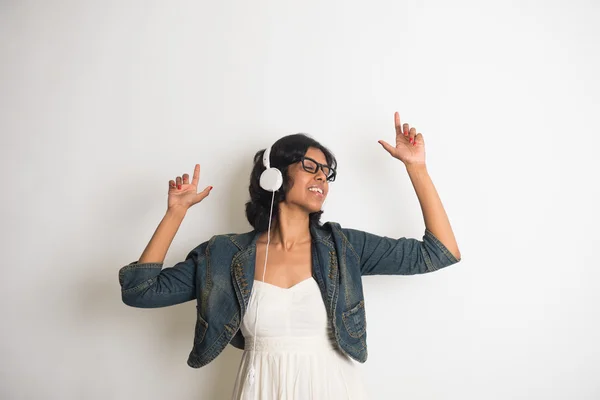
[168,164,213,211]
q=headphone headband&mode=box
[262,145,272,169]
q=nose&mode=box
[315,167,326,181]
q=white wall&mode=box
[1,1,599,399]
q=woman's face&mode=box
[283,147,331,214]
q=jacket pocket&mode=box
[342,300,366,338]
[194,307,209,344]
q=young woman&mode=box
[119,112,462,399]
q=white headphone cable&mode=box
[245,189,275,394]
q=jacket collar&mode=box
[228,221,333,251]
[228,222,333,314]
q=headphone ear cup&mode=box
[260,168,283,192]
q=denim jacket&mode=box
[119,221,460,368]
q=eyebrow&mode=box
[305,156,330,166]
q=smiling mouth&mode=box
[308,187,324,197]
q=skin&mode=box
[379,112,461,261]
[253,146,330,288]
[163,147,330,289]
[158,111,461,287]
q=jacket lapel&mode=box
[230,230,261,316]
[228,223,336,318]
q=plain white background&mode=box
[1,1,599,399]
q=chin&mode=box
[289,195,325,214]
[305,202,324,214]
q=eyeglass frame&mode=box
[297,156,337,182]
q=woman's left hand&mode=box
[378,112,426,167]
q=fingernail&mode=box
[177,184,181,189]
[409,138,413,143]
[209,186,213,190]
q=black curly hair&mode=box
[245,133,337,232]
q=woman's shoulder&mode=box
[318,221,377,251]
[204,228,258,250]
[318,220,360,236]
[312,221,364,248]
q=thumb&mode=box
[193,186,213,204]
[378,140,395,156]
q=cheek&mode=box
[287,181,309,200]
[285,181,301,199]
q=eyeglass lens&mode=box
[302,158,333,179]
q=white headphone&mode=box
[259,144,283,192]
[245,143,280,397]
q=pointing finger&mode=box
[192,164,200,186]
[394,112,402,137]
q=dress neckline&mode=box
[253,277,314,290]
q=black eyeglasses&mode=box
[299,156,336,182]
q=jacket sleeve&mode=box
[340,226,461,276]
[118,241,208,308]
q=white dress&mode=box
[230,277,369,400]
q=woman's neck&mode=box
[262,205,311,250]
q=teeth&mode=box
[308,187,323,194]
